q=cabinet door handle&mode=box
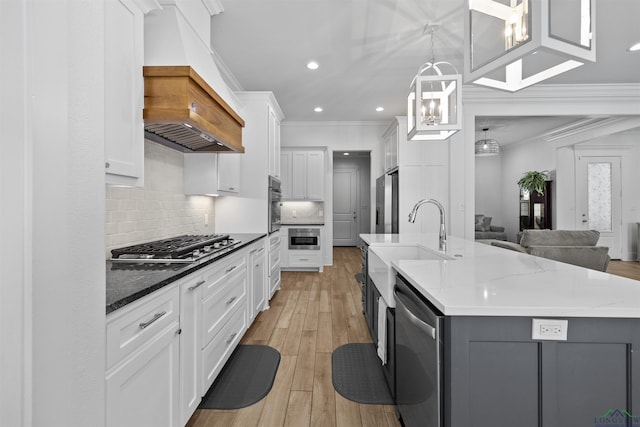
[257,248,265,254]
[226,265,237,273]
[300,258,308,261]
[139,311,166,329]
[225,296,237,306]
[226,332,238,345]
[188,280,206,291]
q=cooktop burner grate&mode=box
[111,234,230,259]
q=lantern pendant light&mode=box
[407,25,462,141]
[464,0,596,92]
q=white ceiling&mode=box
[211,0,640,127]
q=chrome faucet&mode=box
[408,199,447,252]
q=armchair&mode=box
[489,229,610,272]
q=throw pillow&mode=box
[481,216,492,232]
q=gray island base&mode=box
[443,312,639,427]
[360,233,640,427]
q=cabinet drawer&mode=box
[106,285,179,370]
[201,268,247,348]
[269,263,280,296]
[202,303,247,393]
[269,247,281,270]
[289,252,321,268]
[200,251,246,300]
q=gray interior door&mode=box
[333,167,358,246]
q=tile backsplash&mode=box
[281,201,325,225]
[105,141,215,258]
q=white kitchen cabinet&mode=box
[249,241,267,323]
[233,92,284,200]
[280,150,293,199]
[383,118,399,173]
[179,275,204,426]
[106,285,180,427]
[202,302,246,392]
[268,105,281,178]
[105,0,158,187]
[184,153,240,196]
[216,154,240,193]
[268,233,282,300]
[282,149,325,201]
[306,151,324,200]
[288,250,322,270]
[184,153,218,196]
[199,250,248,394]
[291,151,307,199]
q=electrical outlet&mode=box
[292,210,297,218]
[531,318,568,341]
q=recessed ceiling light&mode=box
[343,152,350,156]
[376,106,384,112]
[629,41,640,52]
[306,61,319,70]
[314,107,323,112]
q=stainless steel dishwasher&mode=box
[394,275,443,427]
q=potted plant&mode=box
[517,170,549,195]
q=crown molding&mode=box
[462,83,640,104]
[155,0,223,15]
[131,0,162,14]
[280,121,388,128]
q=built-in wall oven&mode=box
[268,176,282,233]
[288,228,320,250]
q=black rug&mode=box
[331,343,394,405]
[199,344,280,409]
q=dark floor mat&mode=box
[331,343,394,405]
[199,344,280,409]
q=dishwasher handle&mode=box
[394,288,437,340]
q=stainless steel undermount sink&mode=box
[368,244,456,308]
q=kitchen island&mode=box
[360,233,640,427]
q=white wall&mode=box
[106,141,216,257]
[281,121,387,264]
[0,1,107,425]
[474,155,503,228]
[1,1,30,425]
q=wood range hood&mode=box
[143,66,245,153]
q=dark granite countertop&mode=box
[106,233,266,315]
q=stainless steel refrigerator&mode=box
[375,171,398,234]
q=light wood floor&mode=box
[187,247,400,427]
[607,260,640,281]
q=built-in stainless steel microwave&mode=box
[288,228,320,250]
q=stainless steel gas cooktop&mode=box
[110,234,241,264]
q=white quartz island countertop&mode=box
[360,233,640,318]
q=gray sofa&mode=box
[489,229,610,272]
[474,214,507,241]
